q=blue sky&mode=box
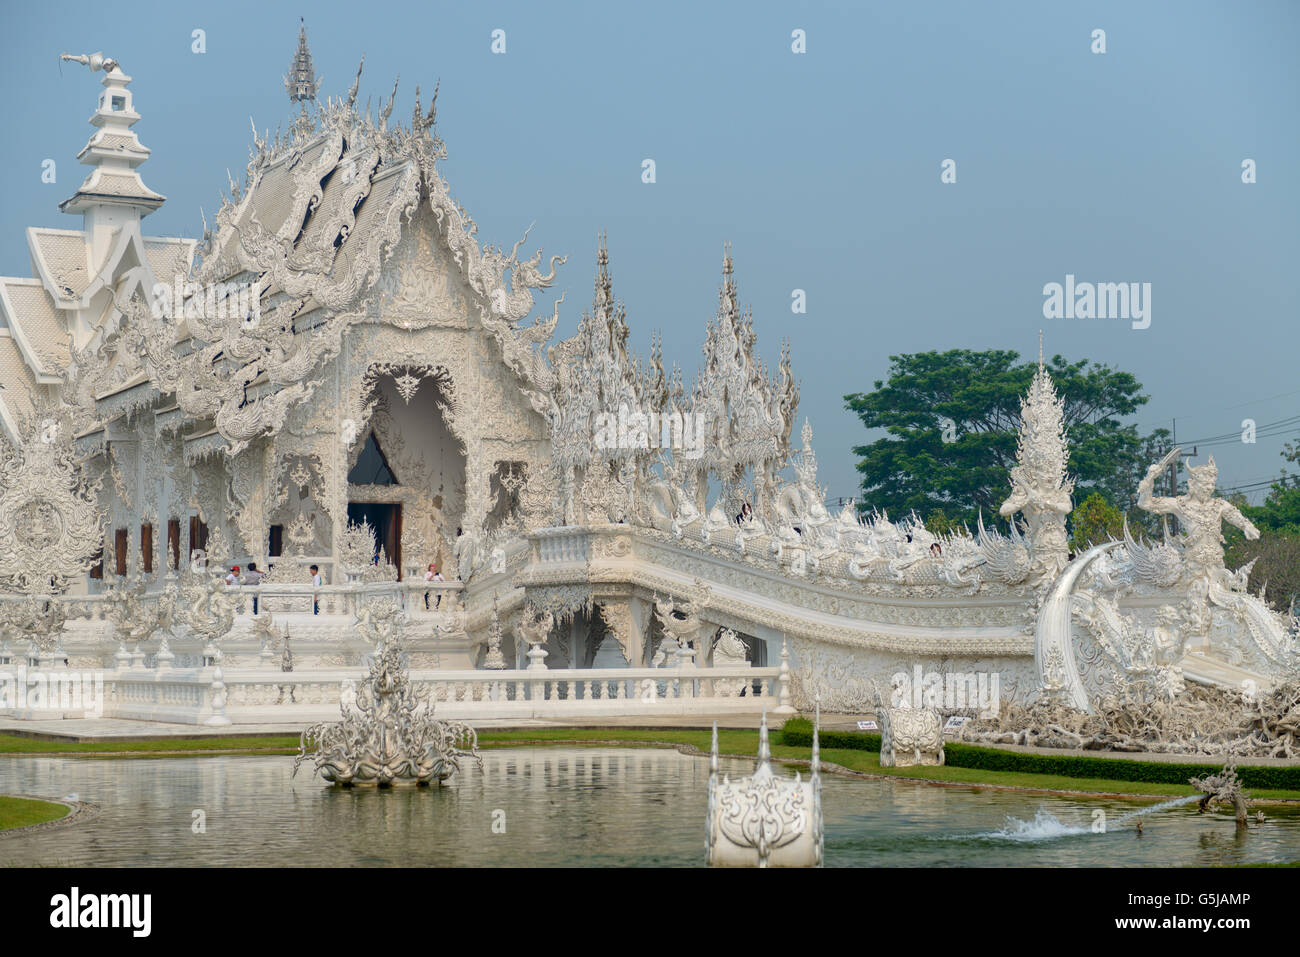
[2,0,1297,502]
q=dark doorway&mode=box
[346,502,402,578]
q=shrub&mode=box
[780,718,1300,790]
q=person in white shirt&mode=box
[423,562,445,609]
[225,565,240,586]
[310,563,323,615]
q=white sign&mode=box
[857,720,878,731]
[943,715,971,730]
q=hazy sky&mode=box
[2,0,1297,503]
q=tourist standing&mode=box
[244,562,264,615]
[310,564,323,615]
[424,562,445,609]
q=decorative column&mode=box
[774,637,796,715]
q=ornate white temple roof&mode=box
[76,130,151,162]
[0,332,39,433]
[0,277,70,376]
[0,54,194,442]
[26,227,91,302]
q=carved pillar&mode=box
[462,441,492,537]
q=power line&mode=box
[1168,413,1300,449]
[1134,387,1300,432]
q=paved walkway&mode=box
[0,714,798,743]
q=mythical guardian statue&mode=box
[995,352,1073,585]
[1138,449,1259,581]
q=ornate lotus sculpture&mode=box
[294,601,480,787]
[706,709,822,868]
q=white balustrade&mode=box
[535,529,590,564]
[49,664,782,725]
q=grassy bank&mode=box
[0,795,70,831]
[780,718,1300,793]
[0,734,300,756]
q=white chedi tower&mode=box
[58,53,166,319]
[998,336,1074,584]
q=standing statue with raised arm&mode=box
[1137,448,1259,580]
[1132,448,1298,674]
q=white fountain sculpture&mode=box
[706,708,823,868]
[1190,760,1251,826]
[294,601,481,787]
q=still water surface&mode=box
[1,748,1296,866]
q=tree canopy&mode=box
[844,349,1169,528]
[1228,441,1300,611]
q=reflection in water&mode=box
[0,749,1296,867]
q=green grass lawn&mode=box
[0,795,71,831]
[0,734,300,756]
[3,727,1298,802]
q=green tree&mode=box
[1240,440,1300,534]
[1224,441,1300,611]
[1070,492,1124,550]
[1227,531,1300,613]
[844,350,1166,526]
[924,509,959,535]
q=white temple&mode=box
[0,35,1293,726]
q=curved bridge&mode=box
[495,524,1040,713]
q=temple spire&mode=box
[595,231,611,307]
[285,19,319,104]
[58,51,164,247]
[719,241,738,319]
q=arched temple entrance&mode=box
[347,372,467,576]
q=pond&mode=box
[1,749,1296,867]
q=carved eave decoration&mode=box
[183,429,228,466]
